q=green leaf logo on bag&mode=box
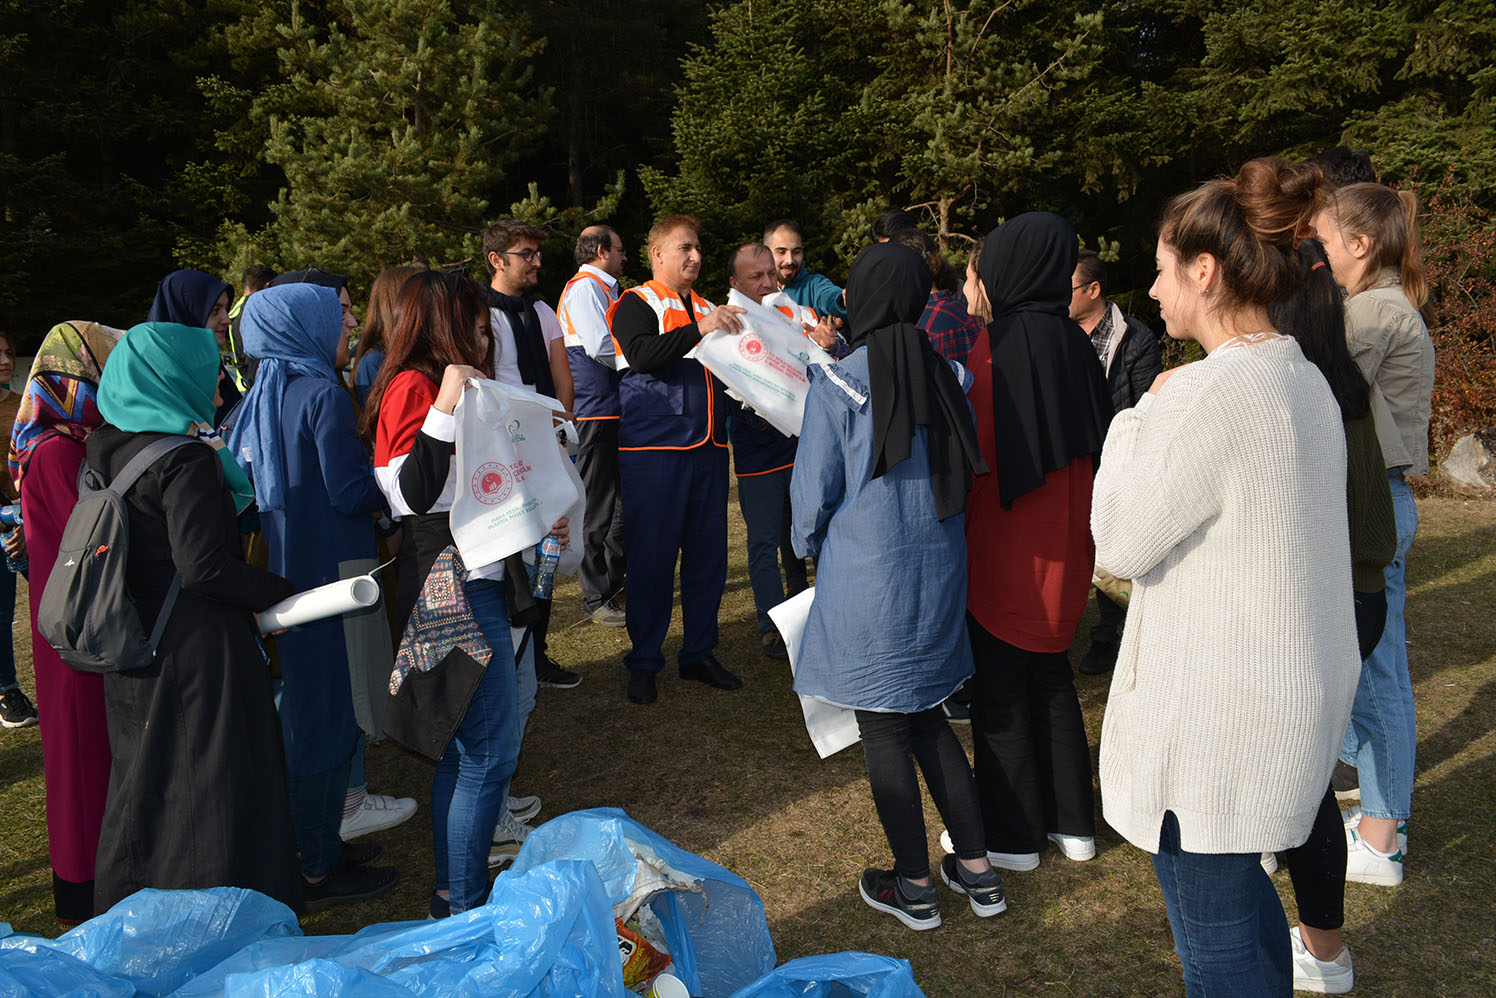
[506,418,526,443]
[472,462,514,506]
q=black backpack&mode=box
[39,436,200,674]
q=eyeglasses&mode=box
[1071,282,1097,292]
[498,248,542,263]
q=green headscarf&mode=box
[97,322,256,513]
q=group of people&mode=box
[1,141,1432,996]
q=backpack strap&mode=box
[102,435,203,659]
[106,436,202,498]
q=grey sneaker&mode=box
[0,687,38,728]
[858,868,941,930]
[507,793,542,823]
[939,855,1008,917]
[489,809,534,867]
[589,600,627,627]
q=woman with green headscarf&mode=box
[88,321,303,915]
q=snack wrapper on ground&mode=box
[617,915,672,990]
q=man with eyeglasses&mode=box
[1067,248,1161,676]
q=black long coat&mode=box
[85,426,303,915]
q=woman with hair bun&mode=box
[1092,157,1361,996]
[1313,183,1433,890]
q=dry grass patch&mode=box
[0,494,1492,996]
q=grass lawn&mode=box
[1,492,1492,996]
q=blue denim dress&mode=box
[789,349,973,713]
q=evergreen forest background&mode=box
[3,0,1492,438]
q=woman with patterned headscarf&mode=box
[89,321,302,914]
[7,320,123,923]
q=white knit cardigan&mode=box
[1092,337,1361,854]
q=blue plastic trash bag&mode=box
[0,888,299,997]
[0,943,134,998]
[172,923,421,998]
[510,808,776,998]
[222,860,624,998]
[728,953,925,998]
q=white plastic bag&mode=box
[768,587,861,759]
[450,379,579,571]
[522,436,587,577]
[689,290,834,437]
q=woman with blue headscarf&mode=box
[89,322,302,915]
[146,269,240,424]
[229,283,400,910]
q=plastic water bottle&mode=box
[531,535,561,599]
[0,505,26,576]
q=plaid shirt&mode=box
[1089,304,1117,372]
[919,291,985,366]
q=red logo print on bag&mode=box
[738,333,766,362]
[471,462,514,506]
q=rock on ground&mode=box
[1440,429,1496,492]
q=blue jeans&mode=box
[0,566,16,690]
[1153,813,1291,997]
[432,578,519,913]
[287,758,354,878]
[736,468,806,633]
[1340,471,1418,821]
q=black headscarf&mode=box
[146,269,232,327]
[979,213,1113,508]
[269,266,349,291]
[487,288,556,397]
[845,242,986,521]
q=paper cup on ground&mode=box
[646,973,688,998]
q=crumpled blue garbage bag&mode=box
[0,888,299,997]
[0,942,134,998]
[219,860,624,998]
[509,808,776,998]
[727,953,925,998]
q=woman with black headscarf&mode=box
[790,242,999,931]
[147,270,238,423]
[959,213,1113,873]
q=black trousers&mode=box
[968,615,1096,853]
[575,418,626,611]
[856,707,987,881]
[1281,587,1388,930]
[1091,588,1126,645]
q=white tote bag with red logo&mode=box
[450,379,579,572]
[689,290,835,437]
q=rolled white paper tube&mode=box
[257,575,381,634]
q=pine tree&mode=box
[206,0,553,291]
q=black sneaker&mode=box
[939,854,1008,917]
[427,891,451,920]
[1078,640,1118,676]
[627,670,658,704]
[340,840,383,866]
[536,657,582,689]
[857,868,941,930]
[303,862,398,912]
[761,632,790,661]
[0,687,38,728]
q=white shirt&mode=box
[559,264,625,371]
[489,299,564,389]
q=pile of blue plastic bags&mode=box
[0,809,924,998]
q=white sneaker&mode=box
[489,810,534,867]
[938,828,1039,871]
[1345,826,1403,886]
[933,831,1041,867]
[1342,806,1407,855]
[507,793,542,823]
[1261,851,1279,875]
[1290,926,1354,993]
[340,793,417,841]
[1046,832,1096,862]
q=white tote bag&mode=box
[450,379,579,571]
[521,418,587,577]
[768,587,861,759]
[689,290,834,437]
